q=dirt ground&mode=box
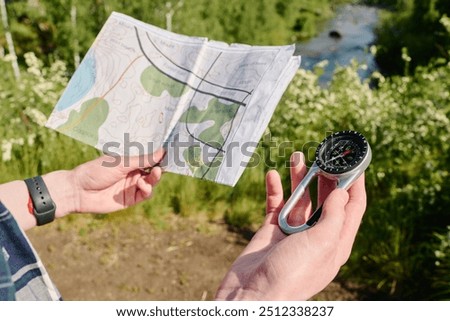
[26,212,360,301]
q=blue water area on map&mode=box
[56,50,97,111]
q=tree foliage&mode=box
[374,0,450,74]
[0,0,335,70]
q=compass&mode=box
[316,131,369,175]
[278,130,372,235]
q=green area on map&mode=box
[183,144,223,181]
[141,65,187,97]
[57,97,109,146]
[179,98,239,149]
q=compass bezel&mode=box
[315,130,369,175]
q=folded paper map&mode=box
[46,12,301,186]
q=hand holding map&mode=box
[46,12,301,186]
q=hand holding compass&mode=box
[278,130,372,235]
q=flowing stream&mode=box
[295,4,380,84]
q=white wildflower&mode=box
[2,54,16,63]
[401,48,411,63]
[49,60,68,85]
[24,107,48,126]
[24,52,43,77]
[314,60,329,70]
[1,141,13,162]
[27,133,37,146]
[1,138,25,161]
[440,15,450,33]
[13,138,25,146]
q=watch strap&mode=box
[24,176,56,226]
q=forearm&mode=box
[0,170,78,230]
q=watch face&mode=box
[315,130,369,174]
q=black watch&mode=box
[24,176,56,226]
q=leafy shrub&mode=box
[433,226,450,299]
[0,53,99,179]
[374,0,450,74]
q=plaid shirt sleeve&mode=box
[0,202,61,301]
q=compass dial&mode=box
[315,130,369,174]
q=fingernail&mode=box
[292,151,304,166]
